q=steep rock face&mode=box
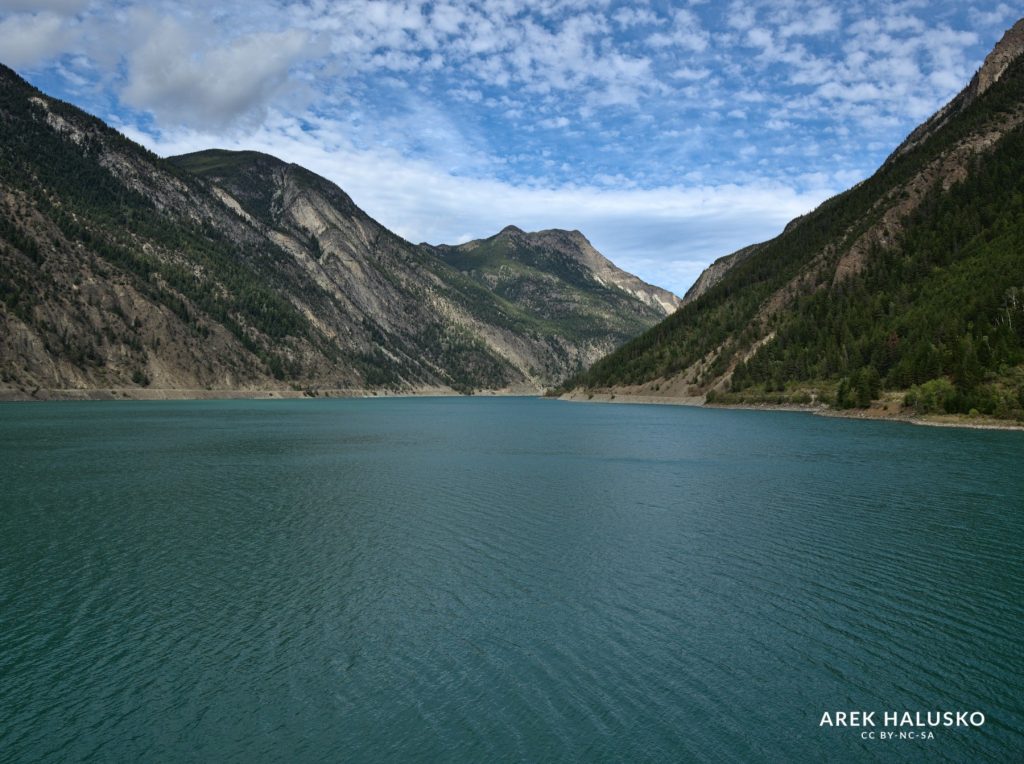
[1,73,309,395]
[565,20,1024,419]
[0,68,676,397]
[972,17,1024,94]
[174,151,678,388]
[891,18,1024,160]
[434,225,679,315]
[681,243,763,305]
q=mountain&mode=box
[562,19,1024,422]
[0,66,676,399]
[426,224,678,324]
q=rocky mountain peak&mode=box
[972,18,1024,97]
[439,225,680,317]
[522,227,681,315]
[889,17,1024,161]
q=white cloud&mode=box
[612,7,661,29]
[672,66,711,81]
[121,113,836,296]
[881,14,926,34]
[0,12,75,67]
[647,9,709,52]
[779,6,841,37]
[2,0,1007,294]
[119,13,310,128]
[727,2,757,32]
[968,3,1016,28]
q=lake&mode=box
[1,397,1021,762]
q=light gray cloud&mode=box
[779,5,841,37]
[727,1,757,31]
[0,12,76,67]
[119,12,309,128]
[672,66,711,80]
[969,3,1016,28]
[612,7,661,29]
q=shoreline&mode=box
[0,385,540,403]
[4,385,1021,431]
[558,390,1024,432]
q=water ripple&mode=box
[1,399,1021,762]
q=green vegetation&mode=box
[175,148,664,390]
[728,121,1024,419]
[441,233,597,291]
[433,231,662,345]
[168,149,286,226]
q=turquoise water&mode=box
[1,398,1022,762]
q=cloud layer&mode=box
[0,1,1015,294]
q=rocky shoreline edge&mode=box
[558,391,1024,432]
[0,385,539,402]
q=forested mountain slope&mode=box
[563,19,1024,421]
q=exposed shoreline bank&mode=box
[0,385,539,403]
[558,390,1024,432]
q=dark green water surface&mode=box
[1,398,1022,762]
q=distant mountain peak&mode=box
[447,226,680,316]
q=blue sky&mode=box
[0,1,1018,295]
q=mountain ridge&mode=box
[434,225,680,315]
[0,66,675,399]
